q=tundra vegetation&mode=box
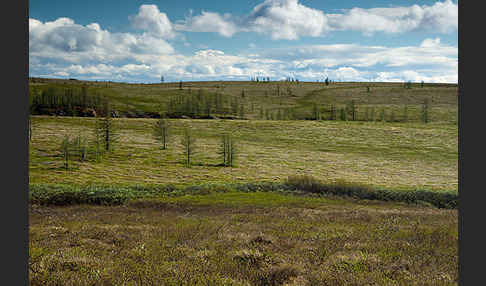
[29,78,458,285]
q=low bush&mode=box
[29,178,458,209]
[29,184,174,206]
[284,175,457,209]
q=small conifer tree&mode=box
[153,117,169,149]
[220,133,236,167]
[181,127,196,167]
[95,99,117,152]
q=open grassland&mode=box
[29,79,458,285]
[29,79,457,122]
[29,116,457,192]
[29,192,458,285]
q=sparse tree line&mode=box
[29,85,104,117]
[166,89,247,119]
[51,100,237,170]
[58,100,117,170]
[29,83,432,123]
[250,76,271,82]
[256,99,431,123]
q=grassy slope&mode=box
[29,79,458,122]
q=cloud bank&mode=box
[175,0,457,39]
[29,1,458,83]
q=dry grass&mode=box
[29,116,457,191]
[29,194,458,285]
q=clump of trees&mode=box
[294,99,433,123]
[29,85,102,117]
[166,92,246,119]
[59,134,88,170]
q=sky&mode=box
[29,0,458,83]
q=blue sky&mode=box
[29,0,458,83]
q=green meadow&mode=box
[29,79,458,285]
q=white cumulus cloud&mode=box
[327,0,457,34]
[130,4,175,38]
[174,11,237,37]
[174,1,457,39]
[29,17,174,64]
[244,0,328,40]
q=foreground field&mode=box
[29,192,458,285]
[29,116,457,192]
[28,79,458,285]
